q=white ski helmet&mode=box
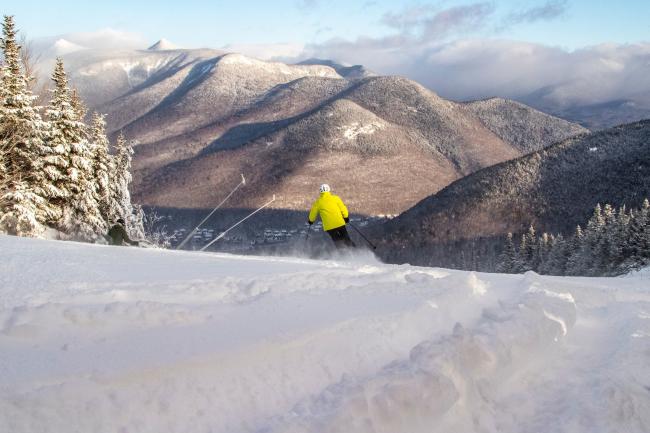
[320,183,331,193]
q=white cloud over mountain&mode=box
[222,42,306,60]
[295,1,649,110]
[303,38,650,108]
[32,28,147,56]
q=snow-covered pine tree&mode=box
[70,88,87,123]
[519,225,537,271]
[89,112,115,224]
[577,204,605,275]
[111,131,143,238]
[536,232,551,274]
[566,225,585,275]
[516,233,528,272]
[0,110,7,202]
[607,205,630,273]
[0,138,6,196]
[112,131,132,221]
[47,58,104,239]
[0,15,56,236]
[0,63,6,198]
[546,234,569,275]
[497,232,517,273]
[0,179,48,236]
[129,203,146,241]
[595,204,617,274]
[629,199,650,268]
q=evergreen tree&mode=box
[111,131,144,238]
[0,15,54,236]
[112,131,132,219]
[595,204,616,274]
[70,88,87,123]
[129,203,146,241]
[505,200,650,277]
[497,232,517,273]
[629,199,650,268]
[547,234,569,275]
[566,225,585,275]
[577,204,605,275]
[89,112,114,224]
[536,233,552,274]
[515,233,528,272]
[47,58,103,239]
[519,225,537,271]
[0,179,46,236]
[0,127,7,198]
[608,205,631,273]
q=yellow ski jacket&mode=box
[308,192,349,231]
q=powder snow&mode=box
[0,235,649,433]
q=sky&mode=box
[5,0,650,51]
[4,1,650,107]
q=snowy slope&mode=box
[0,235,649,433]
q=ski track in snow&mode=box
[0,235,649,433]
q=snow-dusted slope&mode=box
[1,235,649,433]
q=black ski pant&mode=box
[326,225,356,249]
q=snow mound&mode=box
[1,235,649,433]
[265,276,577,432]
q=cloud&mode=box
[296,0,320,12]
[420,3,495,38]
[304,2,495,71]
[62,28,147,50]
[429,41,650,107]
[505,0,568,25]
[381,4,438,29]
[222,42,306,60]
[32,28,147,58]
[380,2,495,38]
[290,2,650,109]
[361,1,379,10]
[315,26,334,36]
[303,37,650,108]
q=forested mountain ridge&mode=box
[374,120,650,269]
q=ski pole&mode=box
[349,222,377,250]
[177,174,246,250]
[200,195,276,252]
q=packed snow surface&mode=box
[1,235,649,433]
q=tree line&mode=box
[498,200,650,276]
[0,15,142,241]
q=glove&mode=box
[308,220,314,225]
[344,217,349,223]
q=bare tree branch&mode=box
[19,33,42,92]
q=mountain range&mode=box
[43,43,587,216]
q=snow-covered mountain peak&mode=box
[218,52,264,66]
[147,38,179,51]
[52,38,86,55]
[216,52,341,78]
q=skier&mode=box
[106,218,139,246]
[308,184,356,249]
